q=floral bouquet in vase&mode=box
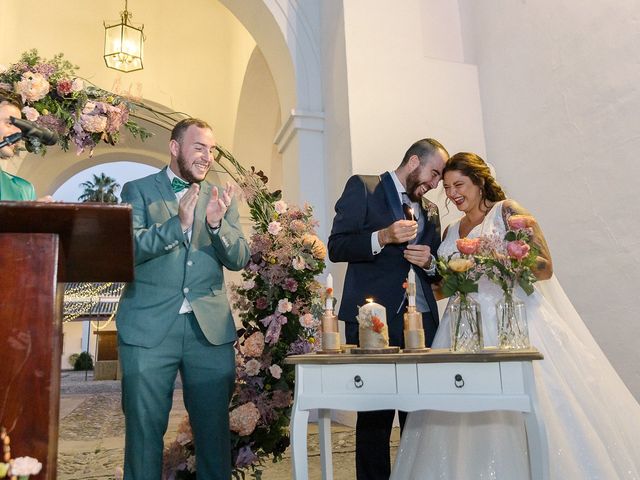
[477,215,539,349]
[437,238,484,352]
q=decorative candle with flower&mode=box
[320,273,341,352]
[403,268,427,351]
[437,238,484,352]
[355,299,392,350]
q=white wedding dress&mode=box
[391,200,640,479]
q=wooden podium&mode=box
[0,202,133,479]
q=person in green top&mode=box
[0,90,36,201]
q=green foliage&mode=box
[73,351,94,371]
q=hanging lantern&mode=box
[104,0,145,73]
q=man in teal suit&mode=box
[116,118,250,479]
[0,91,36,201]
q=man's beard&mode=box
[404,169,425,202]
[176,151,204,184]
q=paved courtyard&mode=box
[58,370,400,479]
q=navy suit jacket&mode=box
[328,172,441,336]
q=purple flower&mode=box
[284,277,298,292]
[235,445,259,468]
[260,313,288,345]
[255,297,268,310]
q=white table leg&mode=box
[290,404,310,479]
[318,408,334,480]
[523,363,549,480]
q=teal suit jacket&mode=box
[116,167,250,348]
[0,168,36,201]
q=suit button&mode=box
[183,287,189,294]
[187,260,193,266]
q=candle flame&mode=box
[366,297,374,303]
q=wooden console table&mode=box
[285,348,548,480]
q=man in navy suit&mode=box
[328,138,448,480]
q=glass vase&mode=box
[447,293,483,352]
[496,290,530,349]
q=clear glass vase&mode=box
[496,289,530,349]
[447,293,483,352]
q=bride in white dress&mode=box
[391,152,640,479]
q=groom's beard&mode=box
[405,169,427,203]
[176,150,206,184]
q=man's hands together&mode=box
[378,219,432,269]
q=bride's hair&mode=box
[443,152,506,206]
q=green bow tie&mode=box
[171,177,191,193]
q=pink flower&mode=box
[277,298,293,313]
[456,237,480,255]
[56,79,73,96]
[242,331,265,357]
[15,72,50,102]
[267,221,282,235]
[242,278,255,290]
[244,358,261,376]
[508,215,534,230]
[269,364,282,379]
[274,200,288,214]
[299,313,317,328]
[229,402,261,436]
[80,113,108,133]
[71,78,84,92]
[271,390,292,408]
[507,240,531,260]
[22,106,39,121]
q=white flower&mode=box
[10,457,43,476]
[71,78,84,92]
[299,313,317,328]
[15,72,49,102]
[292,255,306,270]
[244,359,261,376]
[0,64,8,74]
[267,221,282,235]
[22,106,39,121]
[277,298,293,313]
[274,200,288,214]
[269,364,282,379]
[114,466,124,480]
[82,101,96,114]
[242,278,255,290]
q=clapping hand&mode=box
[206,181,234,227]
[178,183,200,231]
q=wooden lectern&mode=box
[0,202,133,479]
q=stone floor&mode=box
[58,370,400,479]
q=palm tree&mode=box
[78,173,120,203]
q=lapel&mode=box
[380,172,404,221]
[155,167,179,217]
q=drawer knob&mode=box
[354,375,364,388]
[454,374,465,388]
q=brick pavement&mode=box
[58,371,400,479]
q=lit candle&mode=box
[359,298,387,324]
[407,268,416,307]
[325,273,334,310]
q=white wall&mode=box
[458,0,640,398]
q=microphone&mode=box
[10,116,59,146]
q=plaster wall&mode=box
[458,0,640,398]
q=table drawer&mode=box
[321,364,397,394]
[417,362,502,394]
